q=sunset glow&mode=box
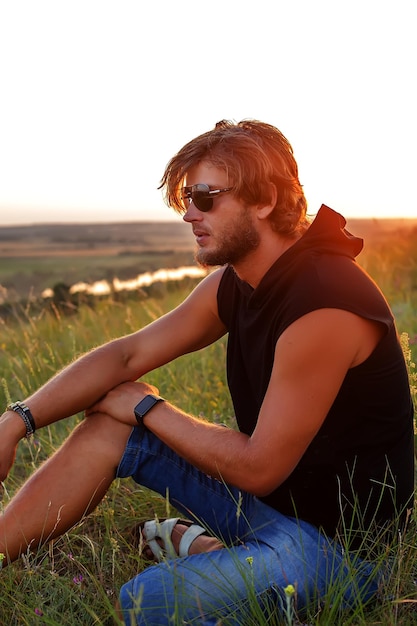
[0,1,415,224]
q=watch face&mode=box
[134,394,163,418]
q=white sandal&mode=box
[142,517,208,561]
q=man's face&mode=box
[183,161,260,267]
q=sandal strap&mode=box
[143,517,180,561]
[178,523,207,557]
[142,517,208,561]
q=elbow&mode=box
[243,472,284,498]
[240,440,298,497]
[252,483,279,498]
[112,336,140,378]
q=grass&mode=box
[1,248,417,624]
[0,290,235,625]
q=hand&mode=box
[0,411,26,481]
[86,381,160,425]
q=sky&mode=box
[0,0,416,225]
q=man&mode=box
[0,120,414,624]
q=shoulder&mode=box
[180,267,227,321]
[192,266,227,297]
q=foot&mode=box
[132,518,224,562]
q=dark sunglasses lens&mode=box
[192,190,213,212]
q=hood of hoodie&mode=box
[293,204,363,258]
[240,204,364,308]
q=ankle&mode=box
[173,523,223,555]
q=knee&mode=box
[118,578,139,625]
[71,411,132,464]
[118,567,175,624]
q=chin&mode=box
[195,248,219,267]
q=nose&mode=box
[182,201,203,223]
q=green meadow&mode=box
[0,220,417,624]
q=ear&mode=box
[255,183,277,220]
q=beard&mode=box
[195,208,260,267]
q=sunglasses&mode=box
[181,184,233,212]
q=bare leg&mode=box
[0,413,132,565]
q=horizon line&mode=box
[2,215,417,228]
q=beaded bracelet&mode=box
[6,401,36,438]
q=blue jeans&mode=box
[116,427,379,625]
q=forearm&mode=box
[143,401,262,494]
[9,338,137,431]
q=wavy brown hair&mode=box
[159,119,310,236]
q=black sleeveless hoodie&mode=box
[217,205,414,541]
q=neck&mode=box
[232,231,300,288]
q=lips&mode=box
[193,228,210,245]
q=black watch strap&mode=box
[134,394,164,425]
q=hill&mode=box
[0,221,195,257]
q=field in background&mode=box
[0,221,196,300]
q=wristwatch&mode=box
[134,394,164,426]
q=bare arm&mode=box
[0,269,226,479]
[93,308,383,496]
